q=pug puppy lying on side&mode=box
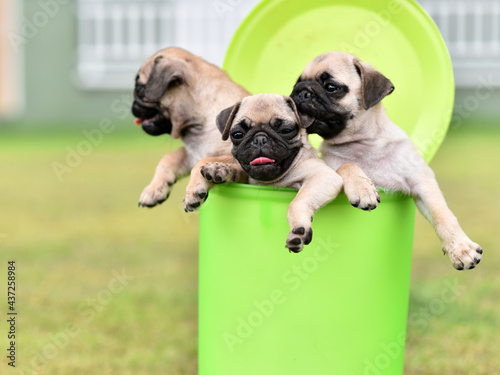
[186,93,380,252]
[131,47,249,207]
[290,51,482,270]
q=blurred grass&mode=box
[0,123,196,375]
[406,125,500,374]
[0,123,498,374]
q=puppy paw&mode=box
[443,240,483,270]
[286,226,313,253]
[201,162,239,184]
[344,177,380,211]
[183,188,208,212]
[138,180,174,208]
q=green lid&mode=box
[223,0,454,163]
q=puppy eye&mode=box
[279,127,298,138]
[136,84,146,98]
[280,128,294,135]
[325,83,339,92]
[169,76,183,88]
[231,131,244,140]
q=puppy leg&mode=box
[286,162,343,252]
[411,168,482,270]
[183,157,247,212]
[337,163,380,211]
[139,147,190,207]
[200,161,248,185]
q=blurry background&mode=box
[1,0,500,124]
[0,0,499,374]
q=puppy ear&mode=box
[216,102,241,141]
[284,97,302,127]
[285,97,315,128]
[285,96,315,128]
[144,56,187,102]
[353,59,394,110]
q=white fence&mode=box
[420,0,500,86]
[76,0,500,90]
[76,0,260,89]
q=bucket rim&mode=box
[211,183,411,203]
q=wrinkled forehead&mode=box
[301,52,355,82]
[235,94,294,124]
[137,54,163,82]
[138,51,180,80]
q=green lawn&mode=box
[0,123,498,374]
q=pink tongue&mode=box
[134,118,143,125]
[250,157,275,165]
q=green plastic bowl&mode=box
[223,0,454,163]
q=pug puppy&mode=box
[131,47,249,207]
[290,51,482,270]
[195,93,380,252]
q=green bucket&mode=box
[198,0,453,373]
[199,187,415,374]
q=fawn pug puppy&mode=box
[290,51,482,270]
[186,93,379,252]
[132,47,249,207]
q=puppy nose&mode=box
[253,134,269,147]
[297,89,312,103]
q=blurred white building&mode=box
[1,0,498,122]
[75,0,500,90]
[76,0,261,90]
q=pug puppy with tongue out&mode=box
[203,93,380,252]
